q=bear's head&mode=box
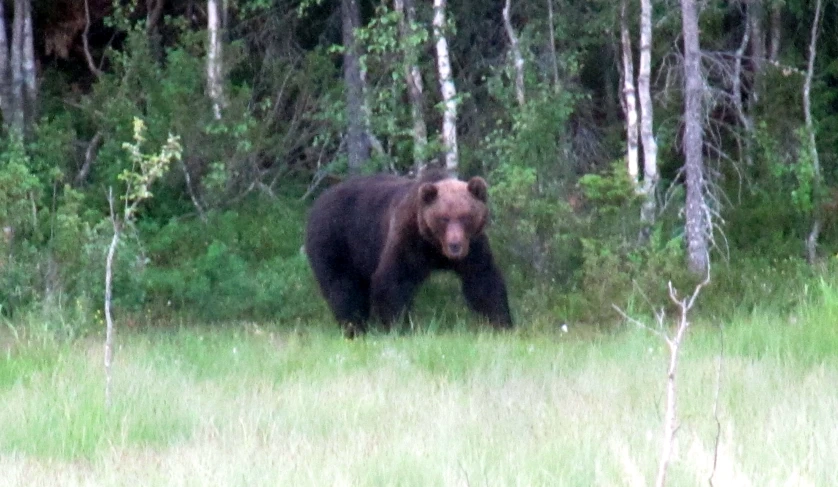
[418,177,489,260]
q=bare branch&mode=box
[83,0,104,78]
[75,131,103,186]
[104,187,118,409]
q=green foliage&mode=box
[119,117,182,218]
[0,135,40,235]
[81,23,260,215]
[141,198,325,322]
[763,124,821,215]
[352,3,433,171]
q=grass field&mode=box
[2,286,838,486]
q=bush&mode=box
[141,197,325,323]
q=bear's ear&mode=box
[467,177,488,202]
[419,183,439,205]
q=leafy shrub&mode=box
[141,197,325,323]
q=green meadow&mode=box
[2,281,838,487]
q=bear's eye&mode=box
[437,217,450,225]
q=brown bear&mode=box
[304,170,513,337]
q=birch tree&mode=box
[803,0,823,264]
[637,0,658,228]
[680,0,709,275]
[394,0,428,172]
[503,0,526,107]
[433,0,458,173]
[342,0,371,173]
[207,0,225,120]
[104,118,181,408]
[620,0,658,236]
[619,0,640,186]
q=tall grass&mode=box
[2,280,838,485]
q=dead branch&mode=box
[655,271,709,487]
[82,0,103,78]
[615,268,710,487]
[104,187,119,409]
[181,158,207,223]
[75,131,103,186]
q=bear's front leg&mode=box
[370,251,428,328]
[456,240,513,328]
[370,273,423,328]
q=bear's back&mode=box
[305,174,416,278]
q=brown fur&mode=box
[305,171,512,337]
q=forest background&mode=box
[1,0,838,332]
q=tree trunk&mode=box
[394,0,428,172]
[733,10,754,166]
[681,0,709,276]
[21,0,35,132]
[0,0,9,119]
[803,0,823,264]
[9,0,25,136]
[502,0,525,107]
[619,0,639,187]
[747,1,765,103]
[145,0,165,60]
[342,0,371,173]
[638,0,658,229]
[0,0,34,137]
[433,0,459,173]
[546,0,560,92]
[207,0,225,120]
[768,1,781,62]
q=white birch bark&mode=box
[638,0,658,224]
[619,0,639,187]
[804,0,823,264]
[502,0,526,107]
[433,0,458,173]
[395,0,428,171]
[207,0,225,120]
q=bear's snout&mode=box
[443,225,467,259]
